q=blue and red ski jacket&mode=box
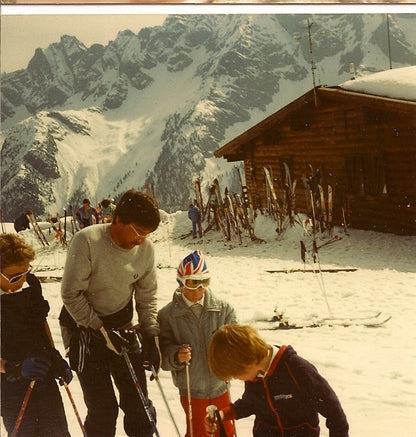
[224,345,349,437]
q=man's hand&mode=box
[5,356,51,382]
[142,336,161,378]
[99,326,139,355]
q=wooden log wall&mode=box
[242,99,416,235]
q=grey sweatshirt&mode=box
[61,223,159,337]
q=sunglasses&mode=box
[129,224,149,240]
[1,266,32,284]
[184,277,211,290]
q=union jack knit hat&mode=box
[177,250,210,286]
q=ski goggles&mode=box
[183,277,211,289]
[1,266,32,284]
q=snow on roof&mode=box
[340,66,416,102]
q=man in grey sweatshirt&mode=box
[59,189,161,437]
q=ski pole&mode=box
[150,365,181,437]
[11,380,36,437]
[61,379,87,436]
[183,344,194,437]
[206,405,228,437]
[121,348,160,437]
[43,321,88,436]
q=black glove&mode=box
[51,349,73,385]
[5,356,51,382]
[142,336,161,378]
[99,326,140,355]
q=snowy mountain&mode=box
[1,14,416,221]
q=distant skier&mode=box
[99,198,116,223]
[13,210,32,233]
[75,199,99,229]
[188,203,202,238]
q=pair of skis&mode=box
[263,163,297,236]
[317,184,333,237]
[256,311,392,330]
[27,213,49,247]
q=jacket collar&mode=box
[171,288,222,316]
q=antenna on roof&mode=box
[349,63,356,80]
[386,14,393,70]
[307,19,318,107]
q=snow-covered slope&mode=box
[1,14,416,220]
[1,212,415,437]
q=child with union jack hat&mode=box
[158,249,237,437]
[176,249,210,287]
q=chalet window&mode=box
[345,154,386,196]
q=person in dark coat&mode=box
[0,233,72,437]
[205,324,349,437]
[188,203,202,238]
[13,210,32,233]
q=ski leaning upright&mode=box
[27,213,49,247]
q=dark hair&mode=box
[82,199,90,204]
[113,189,160,231]
[101,199,110,208]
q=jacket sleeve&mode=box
[133,253,159,338]
[27,274,50,325]
[224,302,237,324]
[229,383,257,420]
[157,306,185,371]
[290,355,349,437]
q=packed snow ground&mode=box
[1,210,415,437]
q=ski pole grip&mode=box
[182,343,191,365]
[206,405,217,420]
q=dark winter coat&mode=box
[188,205,201,223]
[13,213,30,233]
[1,274,70,436]
[1,273,51,361]
[228,345,349,437]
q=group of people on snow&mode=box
[13,198,116,237]
[75,198,116,228]
[1,188,349,437]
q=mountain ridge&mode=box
[1,14,415,220]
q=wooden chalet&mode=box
[214,86,416,235]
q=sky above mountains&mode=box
[2,4,415,73]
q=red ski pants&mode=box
[180,391,235,437]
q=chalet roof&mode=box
[214,85,416,161]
